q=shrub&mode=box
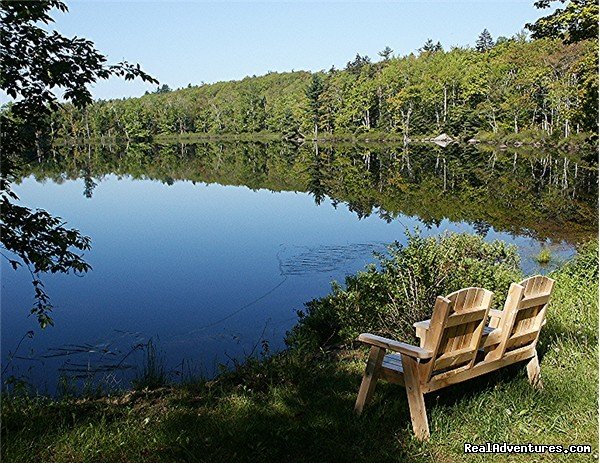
[287,232,522,351]
[535,247,552,264]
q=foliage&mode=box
[287,233,522,351]
[51,34,599,142]
[378,46,393,61]
[1,241,597,463]
[526,0,599,43]
[0,0,156,326]
[555,239,598,284]
[475,29,494,52]
[535,247,552,264]
[419,39,443,53]
[305,73,325,135]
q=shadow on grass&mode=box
[149,357,430,463]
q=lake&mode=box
[2,141,597,393]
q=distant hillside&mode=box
[52,37,598,142]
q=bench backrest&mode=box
[423,287,494,382]
[488,275,555,360]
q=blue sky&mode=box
[7,1,555,101]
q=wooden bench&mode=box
[354,276,555,440]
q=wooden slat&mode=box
[382,353,403,369]
[434,350,475,371]
[482,327,501,347]
[449,289,470,351]
[422,296,452,382]
[466,290,493,368]
[519,293,550,309]
[513,307,537,333]
[424,346,536,393]
[486,282,524,361]
[424,288,492,381]
[414,319,495,334]
[446,308,488,327]
[505,329,539,350]
[435,345,474,361]
[521,275,555,297]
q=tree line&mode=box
[50,32,597,143]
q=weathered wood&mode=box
[379,367,405,385]
[505,329,539,350]
[488,308,503,328]
[487,276,554,361]
[402,354,430,440]
[357,333,433,359]
[421,296,452,381]
[526,352,543,389]
[519,293,551,309]
[415,319,496,346]
[354,278,554,440]
[355,345,385,414]
[445,308,489,327]
[486,282,525,361]
[424,288,492,381]
[434,347,477,371]
[424,346,536,393]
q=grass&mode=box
[2,242,597,463]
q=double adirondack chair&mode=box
[354,276,555,440]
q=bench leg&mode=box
[526,352,543,389]
[402,354,430,441]
[355,346,385,415]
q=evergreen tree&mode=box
[155,84,172,94]
[420,39,443,53]
[378,46,393,61]
[306,74,325,136]
[475,29,494,52]
[345,54,371,75]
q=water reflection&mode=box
[22,141,597,243]
[2,141,597,393]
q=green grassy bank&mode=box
[2,235,598,462]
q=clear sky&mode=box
[7,1,555,101]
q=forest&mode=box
[49,33,598,143]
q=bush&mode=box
[557,239,598,282]
[535,247,552,264]
[286,232,522,351]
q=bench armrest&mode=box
[358,333,433,359]
[413,319,431,330]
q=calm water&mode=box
[2,142,596,393]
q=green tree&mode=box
[345,54,371,76]
[155,84,172,94]
[0,0,156,327]
[378,46,394,61]
[305,74,325,136]
[526,0,599,43]
[475,29,494,52]
[420,39,443,53]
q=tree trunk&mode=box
[443,86,447,122]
